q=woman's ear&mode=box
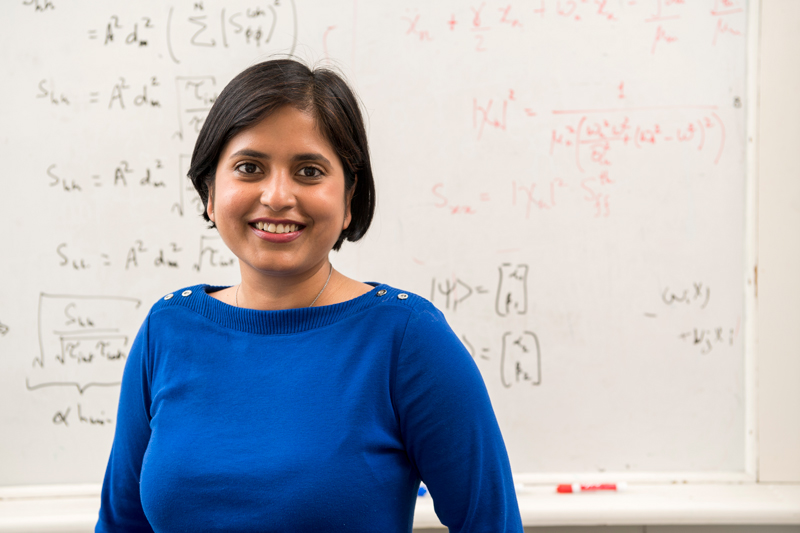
[343,174,357,230]
[206,185,215,223]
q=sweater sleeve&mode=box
[96,315,155,533]
[393,303,523,532]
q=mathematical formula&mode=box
[55,235,237,273]
[644,281,740,355]
[402,0,744,52]
[82,2,298,62]
[430,263,542,388]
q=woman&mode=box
[97,59,523,532]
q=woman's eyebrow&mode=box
[291,153,332,166]
[230,148,269,160]
[228,150,331,167]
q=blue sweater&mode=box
[97,283,522,532]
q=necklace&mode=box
[235,263,333,308]
[308,263,334,307]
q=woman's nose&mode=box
[260,170,296,211]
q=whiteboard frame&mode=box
[743,0,760,483]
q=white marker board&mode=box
[0,0,751,486]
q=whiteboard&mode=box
[0,0,750,486]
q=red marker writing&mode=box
[556,482,626,493]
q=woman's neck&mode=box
[237,261,334,311]
[208,261,374,310]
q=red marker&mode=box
[556,483,626,493]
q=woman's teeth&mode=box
[254,222,299,234]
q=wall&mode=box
[757,0,800,482]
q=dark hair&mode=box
[188,59,375,251]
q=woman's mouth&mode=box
[251,221,302,234]
[249,221,304,243]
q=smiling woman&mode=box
[188,60,376,310]
[95,59,523,533]
[206,105,363,308]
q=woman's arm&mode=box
[96,315,154,533]
[393,302,523,532]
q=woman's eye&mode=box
[299,166,323,178]
[236,162,259,174]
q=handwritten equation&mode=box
[432,100,732,220]
[403,0,744,52]
[550,109,727,171]
[34,74,219,144]
[45,155,214,223]
[431,262,528,317]
[28,294,142,397]
[82,2,298,62]
[55,235,236,273]
[644,281,740,355]
[36,76,162,110]
[174,76,219,140]
[461,330,542,388]
[661,281,711,309]
[51,403,114,428]
[46,159,166,192]
[678,324,737,354]
[431,263,542,388]
[21,0,54,13]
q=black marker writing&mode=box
[500,331,541,388]
[496,263,529,317]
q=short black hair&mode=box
[188,59,375,251]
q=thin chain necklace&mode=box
[235,263,333,308]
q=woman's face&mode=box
[208,106,353,280]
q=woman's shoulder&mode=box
[366,283,436,311]
[145,284,217,317]
[365,283,453,333]
[373,285,472,365]
[152,283,211,304]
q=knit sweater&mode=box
[96,283,522,532]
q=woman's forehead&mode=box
[221,107,341,163]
